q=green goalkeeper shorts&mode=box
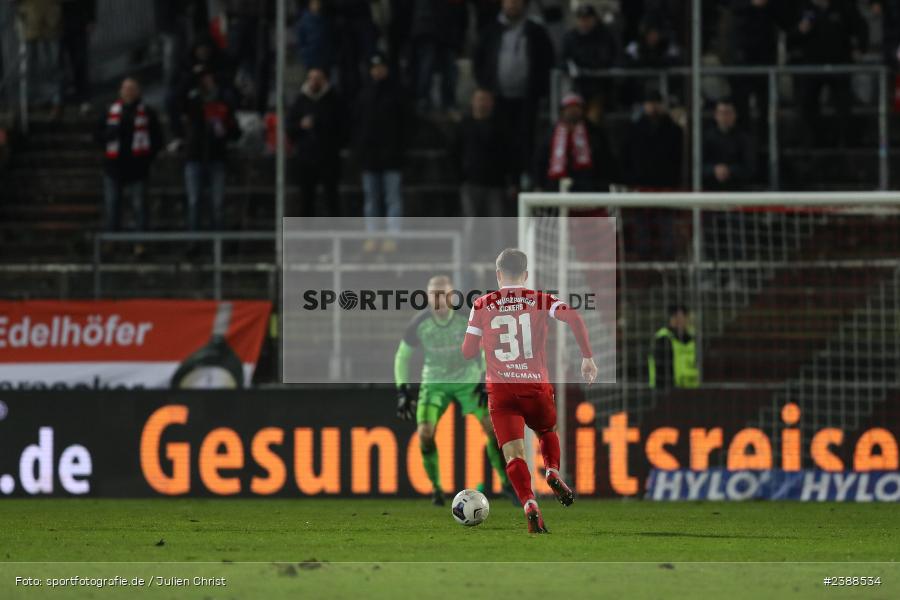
[416,382,486,425]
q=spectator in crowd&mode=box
[871,1,900,72]
[333,0,377,99]
[457,89,507,219]
[533,93,619,192]
[620,90,683,259]
[790,0,868,146]
[295,0,334,72]
[180,68,241,231]
[223,0,274,113]
[0,128,10,175]
[703,99,755,191]
[622,15,683,104]
[729,0,785,133]
[60,0,95,115]
[473,0,502,33]
[16,0,64,117]
[703,99,755,269]
[156,1,188,91]
[648,304,699,390]
[621,91,682,189]
[95,78,164,232]
[183,36,236,85]
[286,68,345,218]
[640,0,689,49]
[154,1,209,92]
[624,14,683,69]
[474,0,555,188]
[560,4,618,112]
[387,0,414,69]
[355,53,408,251]
[166,37,236,148]
[410,0,460,114]
[621,0,644,46]
[630,0,715,53]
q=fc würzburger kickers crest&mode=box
[0,300,271,389]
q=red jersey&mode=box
[462,286,593,385]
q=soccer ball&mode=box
[451,489,490,526]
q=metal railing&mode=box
[281,229,464,381]
[93,231,275,300]
[551,63,890,191]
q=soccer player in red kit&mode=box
[461,248,597,533]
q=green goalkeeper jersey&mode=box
[394,310,483,385]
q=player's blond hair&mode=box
[496,248,528,277]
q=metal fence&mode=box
[92,231,275,300]
[282,229,465,382]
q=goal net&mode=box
[519,191,900,478]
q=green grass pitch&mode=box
[0,498,897,599]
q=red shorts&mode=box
[487,382,557,447]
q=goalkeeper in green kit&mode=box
[394,275,517,505]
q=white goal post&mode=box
[518,190,900,485]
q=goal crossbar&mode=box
[519,191,900,212]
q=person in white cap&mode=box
[532,92,618,193]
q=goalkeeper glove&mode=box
[475,382,488,408]
[396,384,416,421]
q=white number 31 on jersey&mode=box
[490,314,533,362]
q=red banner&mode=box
[0,300,271,389]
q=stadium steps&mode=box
[593,110,900,410]
[702,217,898,381]
[1,182,461,233]
[748,268,900,467]
[7,148,457,186]
[615,214,900,385]
[615,265,900,448]
[1,110,463,270]
[780,147,888,188]
[0,110,466,300]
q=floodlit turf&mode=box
[1,498,896,562]
[0,498,897,598]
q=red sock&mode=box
[505,458,535,506]
[539,431,561,474]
